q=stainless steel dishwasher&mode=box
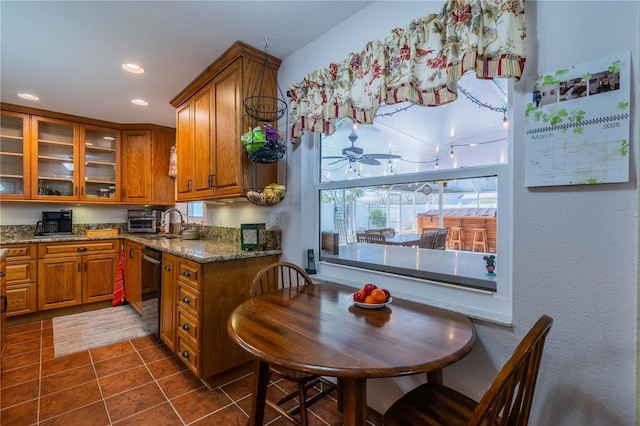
[141,247,162,336]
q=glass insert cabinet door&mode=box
[80,125,119,201]
[32,116,79,200]
[0,111,30,199]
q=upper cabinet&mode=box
[31,116,121,202]
[81,125,121,202]
[0,111,31,200]
[171,41,280,201]
[0,104,174,205]
[31,116,80,201]
[122,126,175,205]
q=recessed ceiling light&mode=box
[18,93,40,101]
[131,99,148,106]
[122,63,145,74]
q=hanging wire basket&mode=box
[243,96,288,123]
[243,39,288,123]
[241,124,287,163]
[245,185,287,206]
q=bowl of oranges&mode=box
[350,283,392,309]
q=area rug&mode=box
[53,304,152,357]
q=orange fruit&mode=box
[371,288,387,304]
[364,295,374,304]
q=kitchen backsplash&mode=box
[0,223,281,250]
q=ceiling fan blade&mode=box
[362,153,402,159]
[322,156,347,159]
[328,158,348,165]
[358,157,381,166]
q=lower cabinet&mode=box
[123,240,143,314]
[3,244,37,316]
[1,254,6,357]
[164,254,278,379]
[160,253,177,352]
[38,240,119,311]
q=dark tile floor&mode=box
[1,319,379,426]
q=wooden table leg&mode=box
[249,359,270,426]
[341,377,367,426]
[427,369,442,384]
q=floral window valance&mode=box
[288,0,526,138]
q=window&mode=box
[316,73,512,322]
[187,201,204,219]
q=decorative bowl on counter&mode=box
[182,228,200,240]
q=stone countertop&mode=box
[0,233,281,264]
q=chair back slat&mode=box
[356,233,386,244]
[250,262,313,297]
[468,315,553,426]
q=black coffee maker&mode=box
[35,209,74,236]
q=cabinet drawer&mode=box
[177,258,201,289]
[7,283,37,316]
[176,335,200,376]
[38,240,119,258]
[6,260,37,284]
[177,282,201,316]
[176,306,200,345]
[2,244,37,261]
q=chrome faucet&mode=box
[161,208,185,234]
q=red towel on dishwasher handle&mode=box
[112,248,125,306]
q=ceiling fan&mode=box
[322,130,401,166]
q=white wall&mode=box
[278,1,639,425]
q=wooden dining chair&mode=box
[382,315,553,426]
[249,262,338,425]
[419,228,448,250]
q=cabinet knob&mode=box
[182,324,190,331]
[0,272,5,278]
[183,271,191,277]
[182,297,190,303]
[164,265,171,271]
[77,247,87,252]
[182,351,190,358]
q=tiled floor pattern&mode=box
[1,319,377,426]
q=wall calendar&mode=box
[524,52,630,187]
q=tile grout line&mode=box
[88,345,114,425]
[37,320,44,425]
[134,339,188,426]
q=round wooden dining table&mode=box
[227,281,476,426]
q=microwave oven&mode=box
[127,210,162,233]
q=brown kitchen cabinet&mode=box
[1,253,7,357]
[171,254,277,379]
[2,244,38,316]
[171,41,280,202]
[123,240,143,314]
[30,115,80,201]
[30,117,121,203]
[121,126,175,205]
[38,240,118,310]
[80,124,121,202]
[160,252,177,352]
[0,110,31,200]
